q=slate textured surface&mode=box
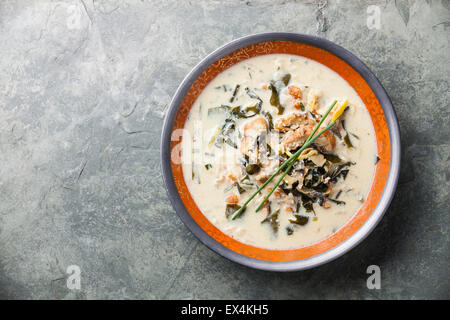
[0,0,448,299]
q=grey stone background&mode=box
[0,0,448,299]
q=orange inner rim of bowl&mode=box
[170,41,390,261]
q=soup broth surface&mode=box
[181,54,377,249]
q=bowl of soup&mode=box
[161,33,400,271]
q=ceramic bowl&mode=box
[161,32,400,271]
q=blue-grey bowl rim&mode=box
[160,32,401,272]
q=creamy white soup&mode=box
[181,54,377,249]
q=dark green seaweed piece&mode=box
[324,153,342,163]
[286,225,294,236]
[289,215,309,226]
[343,133,354,148]
[214,118,237,149]
[279,182,291,195]
[328,162,353,182]
[330,166,349,181]
[340,169,349,180]
[244,104,261,116]
[226,204,244,219]
[303,201,314,212]
[245,164,261,175]
[207,102,260,119]
[341,120,354,148]
[303,164,328,189]
[230,84,240,103]
[268,82,284,115]
[265,143,272,156]
[303,174,319,188]
[245,87,263,111]
[296,201,301,213]
[298,188,326,199]
[317,166,327,175]
[281,73,291,86]
[262,111,274,130]
[242,87,263,119]
[261,209,279,234]
[299,102,306,111]
[311,183,329,193]
[231,105,259,118]
[303,159,318,169]
[329,198,346,206]
[235,183,246,194]
[205,164,212,170]
[301,194,315,213]
[242,155,250,166]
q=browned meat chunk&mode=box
[274,113,315,132]
[293,100,302,110]
[283,125,336,153]
[225,193,239,204]
[243,117,267,133]
[288,85,302,99]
